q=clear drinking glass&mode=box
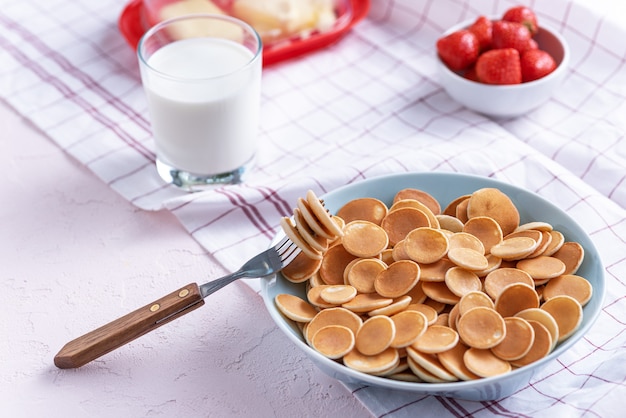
[137,14,262,190]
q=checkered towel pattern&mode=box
[1,0,624,416]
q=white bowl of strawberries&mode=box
[436,6,569,118]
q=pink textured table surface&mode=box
[0,101,371,417]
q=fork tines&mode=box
[275,236,301,267]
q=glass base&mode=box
[156,158,252,192]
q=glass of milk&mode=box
[137,14,262,190]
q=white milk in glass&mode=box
[144,37,260,175]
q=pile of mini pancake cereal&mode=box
[275,187,592,382]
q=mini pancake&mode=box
[467,188,520,236]
[457,307,506,349]
[455,198,470,223]
[421,281,461,305]
[368,295,412,316]
[336,197,388,225]
[516,256,566,280]
[305,307,363,344]
[342,258,361,285]
[320,285,357,305]
[380,248,395,265]
[444,267,482,297]
[308,270,325,288]
[542,230,565,256]
[381,207,431,246]
[406,347,458,382]
[419,258,455,282]
[342,220,389,258]
[307,285,340,308]
[343,347,399,374]
[458,291,495,316]
[505,229,543,245]
[306,189,344,238]
[296,197,335,240]
[412,324,459,354]
[405,281,428,304]
[281,251,323,283]
[474,254,503,276]
[448,232,486,254]
[490,317,535,361]
[436,214,465,233]
[391,239,411,261]
[356,315,396,356]
[275,293,319,322]
[293,207,329,252]
[406,355,450,383]
[447,247,489,271]
[443,194,471,217]
[424,297,447,313]
[327,216,346,247]
[483,267,535,299]
[391,310,428,348]
[437,342,481,381]
[541,295,583,342]
[543,274,593,306]
[375,260,420,298]
[515,308,559,347]
[463,347,512,378]
[447,303,460,331]
[341,293,393,313]
[371,357,404,377]
[462,216,503,254]
[389,198,440,227]
[345,257,387,293]
[280,216,323,260]
[527,231,553,258]
[405,227,450,264]
[393,188,441,215]
[515,221,553,232]
[311,325,355,359]
[405,303,438,325]
[490,237,538,260]
[434,312,450,327]
[510,320,553,367]
[494,283,540,318]
[319,244,358,285]
[551,241,585,275]
[381,357,410,376]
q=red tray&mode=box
[118,0,370,66]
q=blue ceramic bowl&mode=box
[262,172,604,401]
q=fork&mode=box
[54,236,300,369]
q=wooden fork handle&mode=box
[54,283,205,369]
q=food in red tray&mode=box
[436,5,557,85]
[148,0,338,44]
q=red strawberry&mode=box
[521,49,557,82]
[492,21,532,54]
[468,16,493,52]
[527,38,539,51]
[503,5,538,35]
[463,66,479,82]
[476,48,522,85]
[436,30,480,71]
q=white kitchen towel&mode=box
[1,0,625,416]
